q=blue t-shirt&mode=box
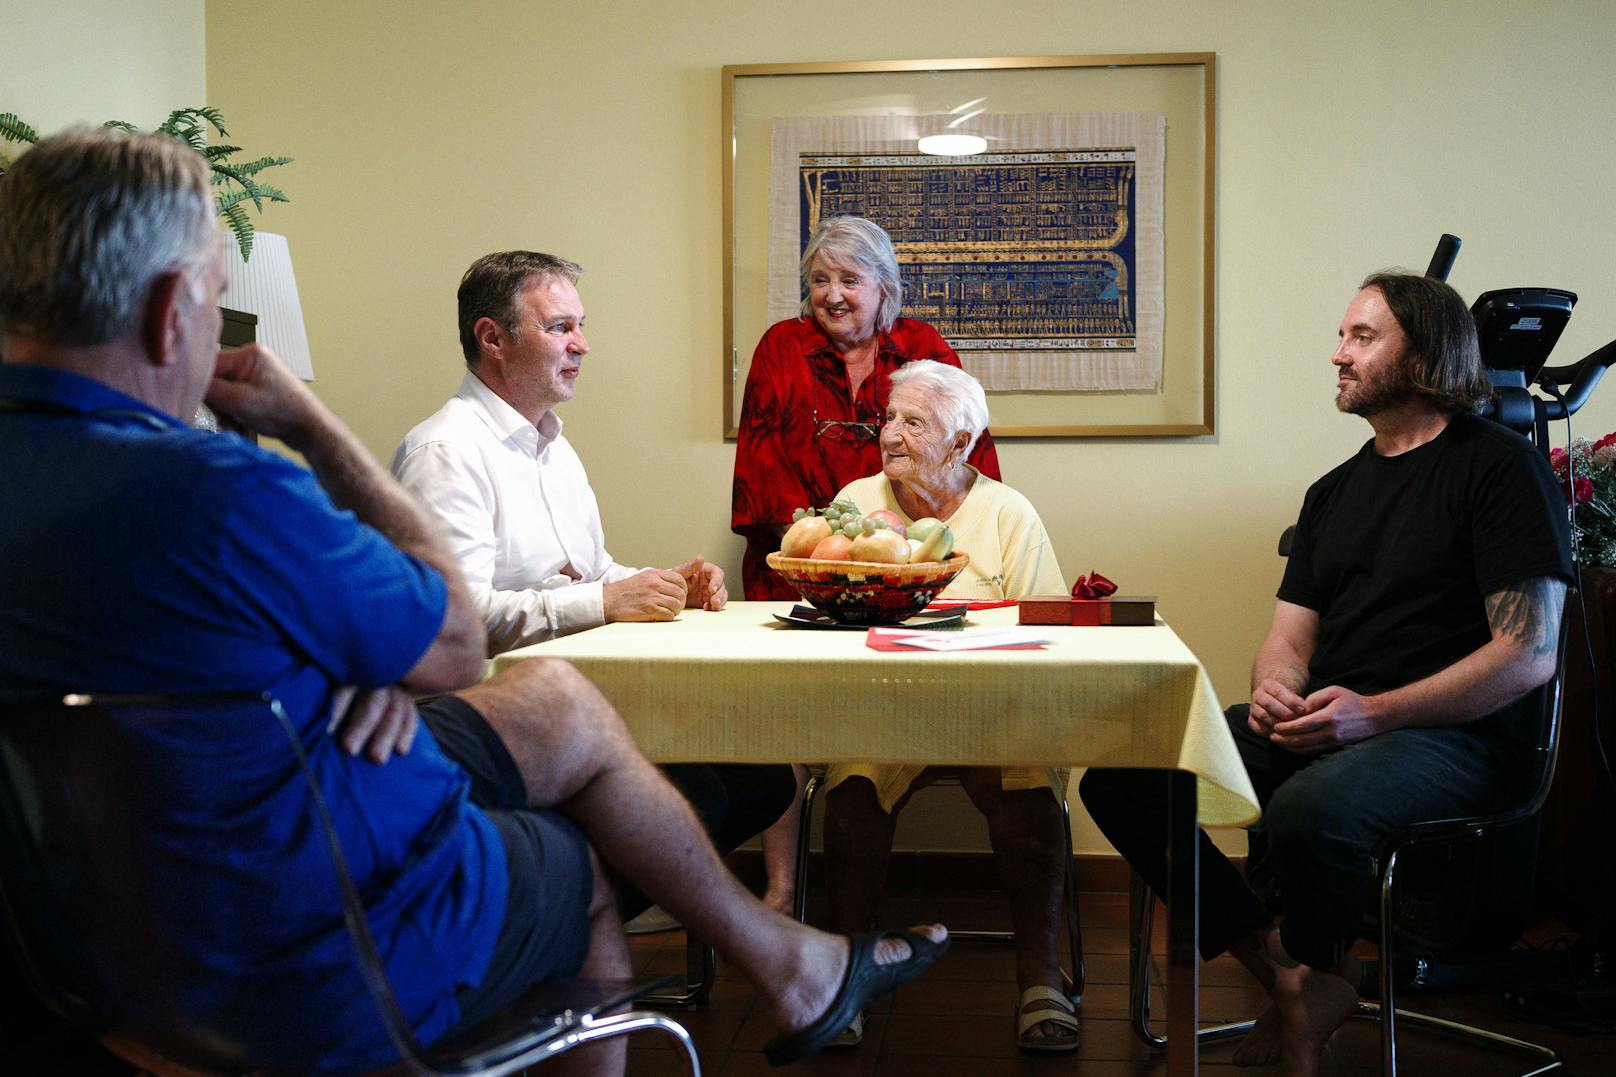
[0,364,506,1073]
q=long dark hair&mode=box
[1361,271,1491,415]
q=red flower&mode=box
[1594,432,1616,452]
[1569,477,1595,505]
[1550,447,1569,474]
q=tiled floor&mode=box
[623,890,1615,1076]
[2,888,1608,1074]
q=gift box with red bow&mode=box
[1017,572,1156,626]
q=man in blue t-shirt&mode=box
[1081,273,1572,1077]
[0,127,947,1075]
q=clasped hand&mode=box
[1249,680,1380,753]
[603,557,726,622]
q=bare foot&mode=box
[1225,928,1359,1076]
[764,922,948,1036]
[1232,1004,1280,1066]
[1271,962,1359,1077]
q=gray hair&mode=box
[458,250,584,364]
[888,359,989,458]
[0,126,217,347]
[799,216,902,333]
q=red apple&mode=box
[867,509,907,539]
[810,534,855,561]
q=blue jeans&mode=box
[1079,704,1522,968]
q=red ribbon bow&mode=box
[1071,571,1118,599]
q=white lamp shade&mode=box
[220,231,314,380]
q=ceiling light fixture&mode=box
[918,98,990,156]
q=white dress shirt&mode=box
[391,371,641,654]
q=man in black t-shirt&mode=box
[1081,272,1572,1077]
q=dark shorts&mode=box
[418,696,593,1033]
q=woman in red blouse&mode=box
[731,216,1000,601]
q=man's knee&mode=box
[1078,767,1165,831]
[475,656,631,747]
[1262,773,1366,860]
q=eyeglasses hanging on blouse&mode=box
[811,403,881,443]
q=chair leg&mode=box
[525,1010,702,1076]
[639,937,716,1008]
[792,771,818,924]
[1346,846,1562,1077]
[1128,870,1166,1048]
[1126,871,1254,1050]
[1060,796,1085,1000]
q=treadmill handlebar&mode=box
[1426,233,1462,282]
[1481,337,1616,423]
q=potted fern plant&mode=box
[0,107,291,261]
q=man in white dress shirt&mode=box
[392,251,795,915]
[391,251,724,653]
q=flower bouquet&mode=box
[1550,435,1616,566]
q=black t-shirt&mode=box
[1279,415,1572,714]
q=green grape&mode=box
[792,507,807,522]
[841,520,862,538]
[869,517,888,530]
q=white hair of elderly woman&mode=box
[797,216,903,333]
[888,359,989,460]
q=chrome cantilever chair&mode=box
[0,692,700,1076]
[793,768,1086,999]
[1128,598,1574,1076]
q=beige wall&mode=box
[12,2,1615,854]
[206,0,1616,853]
[0,1,205,140]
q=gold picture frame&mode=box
[722,53,1216,438]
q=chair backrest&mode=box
[0,693,690,1076]
[1372,589,1577,952]
[0,692,439,1072]
[0,694,264,1069]
[0,692,400,1071]
[1404,585,1575,841]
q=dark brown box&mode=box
[1017,595,1157,627]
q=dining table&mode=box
[493,600,1259,1075]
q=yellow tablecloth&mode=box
[492,602,1258,827]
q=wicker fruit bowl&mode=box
[765,551,971,625]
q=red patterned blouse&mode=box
[730,316,1001,599]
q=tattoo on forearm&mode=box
[1484,577,1563,659]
